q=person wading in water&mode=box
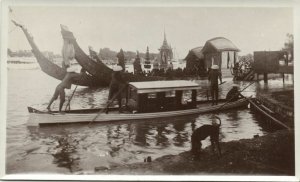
[106,65,127,113]
[208,65,222,105]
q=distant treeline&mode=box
[7,48,61,58]
[98,48,158,62]
[7,48,159,62]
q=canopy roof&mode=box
[129,80,201,93]
[184,46,204,60]
[202,37,240,53]
[191,46,204,59]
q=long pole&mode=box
[88,84,127,126]
[207,81,227,100]
[215,81,256,112]
[64,85,78,111]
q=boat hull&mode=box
[28,98,248,126]
[249,98,292,130]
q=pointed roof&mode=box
[160,30,172,50]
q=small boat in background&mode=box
[248,98,292,130]
[27,80,249,126]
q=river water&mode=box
[6,68,293,174]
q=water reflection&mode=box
[155,123,170,147]
[7,69,294,173]
[173,121,189,147]
[27,126,81,173]
[25,107,273,172]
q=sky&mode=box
[7,6,293,58]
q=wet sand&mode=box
[95,129,294,175]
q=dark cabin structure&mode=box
[185,46,205,74]
[253,51,289,73]
[253,51,293,83]
[127,80,200,113]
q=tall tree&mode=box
[282,33,293,61]
[7,48,13,57]
[117,49,125,71]
[133,51,142,75]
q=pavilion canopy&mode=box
[202,37,240,53]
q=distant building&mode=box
[144,46,151,69]
[202,37,239,71]
[158,31,173,70]
[184,46,205,72]
[153,58,159,70]
[184,37,240,77]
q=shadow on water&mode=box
[26,109,270,173]
[249,109,284,133]
[51,134,80,173]
[27,126,81,172]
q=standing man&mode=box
[47,81,69,112]
[208,65,222,105]
[47,38,77,111]
[106,65,127,113]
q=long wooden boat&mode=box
[12,20,100,87]
[248,98,292,130]
[27,80,249,126]
[61,25,163,86]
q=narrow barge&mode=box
[28,80,248,126]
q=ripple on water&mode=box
[6,69,293,174]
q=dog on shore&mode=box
[191,115,222,157]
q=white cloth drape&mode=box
[62,40,75,68]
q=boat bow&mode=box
[12,20,100,87]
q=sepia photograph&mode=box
[0,0,298,181]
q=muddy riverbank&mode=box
[96,129,294,175]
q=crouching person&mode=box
[226,84,242,102]
[191,115,222,159]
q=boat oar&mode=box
[214,81,256,112]
[88,84,128,126]
[206,81,227,100]
[219,81,226,85]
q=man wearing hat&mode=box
[208,65,222,105]
[107,65,127,113]
[226,84,242,102]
